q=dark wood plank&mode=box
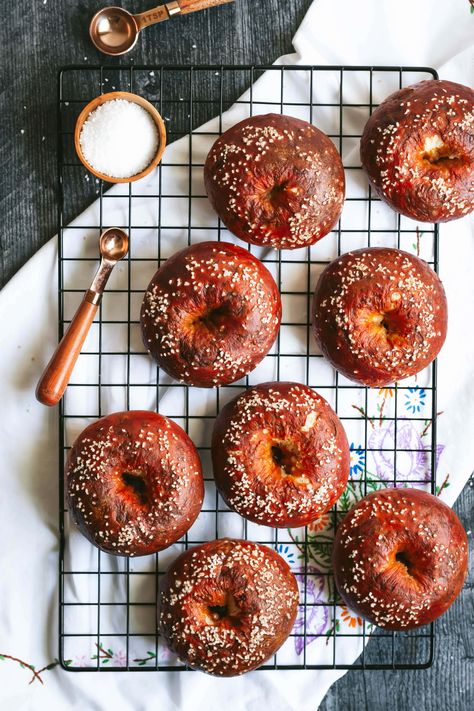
[1,1,472,708]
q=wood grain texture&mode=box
[36,297,98,406]
[1,0,473,708]
[179,0,235,15]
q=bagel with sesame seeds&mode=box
[159,538,299,675]
[204,113,345,250]
[332,488,468,630]
[360,79,474,222]
[312,247,447,387]
[212,382,350,527]
[140,241,281,387]
[66,411,203,557]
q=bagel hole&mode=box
[371,309,406,343]
[207,592,240,621]
[423,148,461,165]
[356,308,402,340]
[267,181,289,200]
[263,180,297,210]
[421,138,463,169]
[378,311,402,335]
[395,550,414,575]
[271,444,299,476]
[195,302,233,332]
[122,471,148,506]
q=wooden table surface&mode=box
[1,1,473,708]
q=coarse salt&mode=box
[79,99,159,179]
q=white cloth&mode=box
[1,0,473,709]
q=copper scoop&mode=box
[36,229,129,407]
[90,0,234,56]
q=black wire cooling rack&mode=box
[57,64,439,672]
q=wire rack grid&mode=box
[57,64,439,672]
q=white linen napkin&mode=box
[1,0,472,709]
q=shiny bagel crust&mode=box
[360,79,474,222]
[312,247,447,386]
[204,113,345,249]
[140,241,281,387]
[66,410,203,556]
[333,488,468,629]
[212,382,349,527]
[159,538,299,675]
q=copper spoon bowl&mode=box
[90,0,234,56]
[36,228,129,407]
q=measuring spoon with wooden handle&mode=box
[36,228,129,407]
[90,0,234,56]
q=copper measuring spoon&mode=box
[36,228,129,407]
[90,0,234,56]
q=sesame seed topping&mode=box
[66,411,203,557]
[204,114,345,250]
[159,538,299,675]
[140,241,281,387]
[213,381,349,527]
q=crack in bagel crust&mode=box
[204,113,345,249]
[159,539,299,676]
[140,241,281,387]
[360,79,474,222]
[211,382,350,527]
[312,247,447,387]
[332,488,468,630]
[66,411,204,556]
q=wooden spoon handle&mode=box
[135,0,232,30]
[36,297,98,407]
[178,0,234,14]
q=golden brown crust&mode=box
[312,247,447,387]
[204,113,345,249]
[332,488,468,630]
[212,382,349,527]
[159,539,299,676]
[140,241,281,387]
[66,411,203,556]
[360,79,474,222]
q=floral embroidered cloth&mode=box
[0,0,473,709]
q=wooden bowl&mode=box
[74,91,167,184]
